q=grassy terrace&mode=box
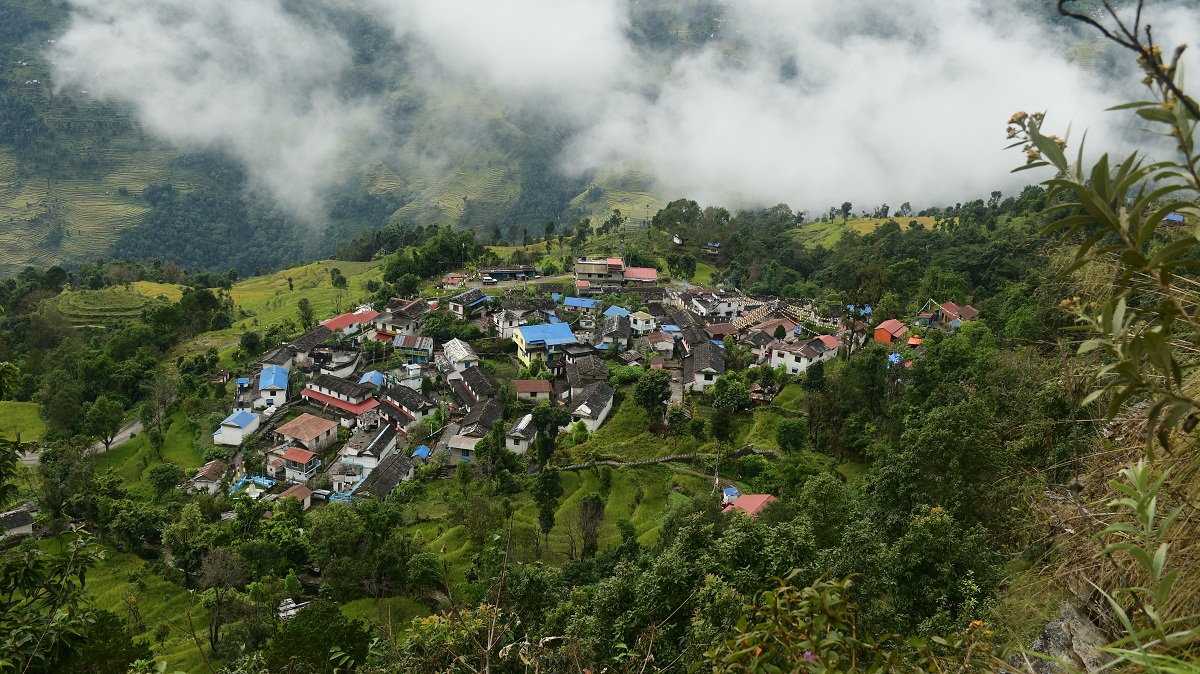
[791,215,939,248]
[95,411,206,500]
[0,401,45,442]
[46,286,168,325]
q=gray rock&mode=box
[1007,603,1110,673]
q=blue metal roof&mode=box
[412,445,431,460]
[236,377,250,386]
[603,305,630,317]
[662,324,681,333]
[358,370,385,387]
[551,293,563,301]
[259,365,288,391]
[517,322,577,346]
[847,304,873,316]
[549,316,562,323]
[221,410,259,429]
[723,486,740,497]
[1165,212,1185,222]
[887,353,902,364]
[564,297,599,309]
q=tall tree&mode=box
[85,395,124,452]
[532,468,563,549]
[199,548,246,651]
[296,297,316,330]
[633,369,672,420]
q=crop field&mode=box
[568,167,663,225]
[228,260,383,332]
[130,280,185,302]
[47,286,166,325]
[791,215,940,248]
[0,401,46,442]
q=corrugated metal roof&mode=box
[259,365,289,391]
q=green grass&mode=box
[566,398,673,461]
[0,401,46,441]
[46,287,168,325]
[340,596,430,631]
[95,411,206,499]
[130,280,184,302]
[47,539,212,674]
[770,384,806,413]
[790,215,940,248]
[229,260,383,333]
[836,461,867,482]
[692,261,716,286]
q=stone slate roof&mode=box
[356,452,414,500]
[593,315,631,344]
[460,399,506,437]
[310,373,374,401]
[0,508,33,531]
[622,285,666,301]
[461,365,499,399]
[290,326,334,353]
[571,382,614,420]
[744,330,776,348]
[536,283,565,295]
[381,386,435,414]
[562,343,598,358]
[501,298,556,313]
[681,327,711,348]
[666,308,702,329]
[451,288,486,306]
[566,355,610,387]
[690,341,726,375]
[443,338,479,364]
[387,297,431,319]
[262,347,295,366]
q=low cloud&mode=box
[51,0,1177,217]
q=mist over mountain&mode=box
[50,0,1160,217]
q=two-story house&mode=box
[302,373,379,424]
[379,385,437,430]
[449,288,488,320]
[683,341,726,392]
[506,413,536,454]
[513,323,578,370]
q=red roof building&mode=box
[515,380,552,393]
[816,334,841,351]
[321,309,379,332]
[873,319,909,345]
[623,267,659,285]
[723,494,778,516]
[281,446,316,464]
[301,387,381,416]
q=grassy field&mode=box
[692,261,717,286]
[130,280,185,302]
[229,260,383,332]
[71,540,212,674]
[46,286,167,325]
[95,411,206,499]
[770,384,806,414]
[791,215,940,248]
[0,401,45,442]
[341,596,431,633]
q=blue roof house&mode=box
[563,297,600,313]
[213,410,261,446]
[255,365,289,409]
[722,486,741,504]
[603,305,630,318]
[358,370,386,388]
[514,322,579,368]
[412,445,431,462]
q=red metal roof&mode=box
[301,387,380,416]
[275,413,338,442]
[623,267,658,280]
[321,309,379,331]
[515,379,552,393]
[279,483,313,500]
[876,319,907,336]
[817,334,841,350]
[723,494,777,516]
[281,447,317,464]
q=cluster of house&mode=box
[192,249,980,508]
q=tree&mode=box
[264,602,369,674]
[147,462,184,501]
[544,220,556,247]
[773,324,786,340]
[394,273,420,298]
[802,360,825,392]
[162,502,216,576]
[198,548,246,651]
[238,331,263,357]
[840,201,853,223]
[0,361,18,400]
[296,297,316,330]
[713,380,751,412]
[775,417,807,453]
[667,404,690,451]
[532,468,563,548]
[577,492,606,559]
[633,369,672,419]
[85,395,125,452]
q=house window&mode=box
[460,449,471,461]
[704,373,714,381]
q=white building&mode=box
[212,410,261,446]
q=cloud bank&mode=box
[51,0,1177,216]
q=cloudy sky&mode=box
[50,0,1184,215]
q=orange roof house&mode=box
[873,319,908,345]
[723,494,778,516]
[276,414,339,442]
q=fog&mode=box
[50,0,1184,216]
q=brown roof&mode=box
[282,446,317,463]
[515,379,552,393]
[876,319,908,337]
[276,413,338,442]
[194,459,229,483]
[707,323,738,337]
[279,484,313,500]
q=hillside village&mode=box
[190,253,978,514]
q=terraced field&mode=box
[47,286,167,325]
[791,215,939,248]
[569,166,663,225]
[229,260,383,331]
[130,280,185,302]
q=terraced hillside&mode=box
[46,286,169,325]
[791,215,940,248]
